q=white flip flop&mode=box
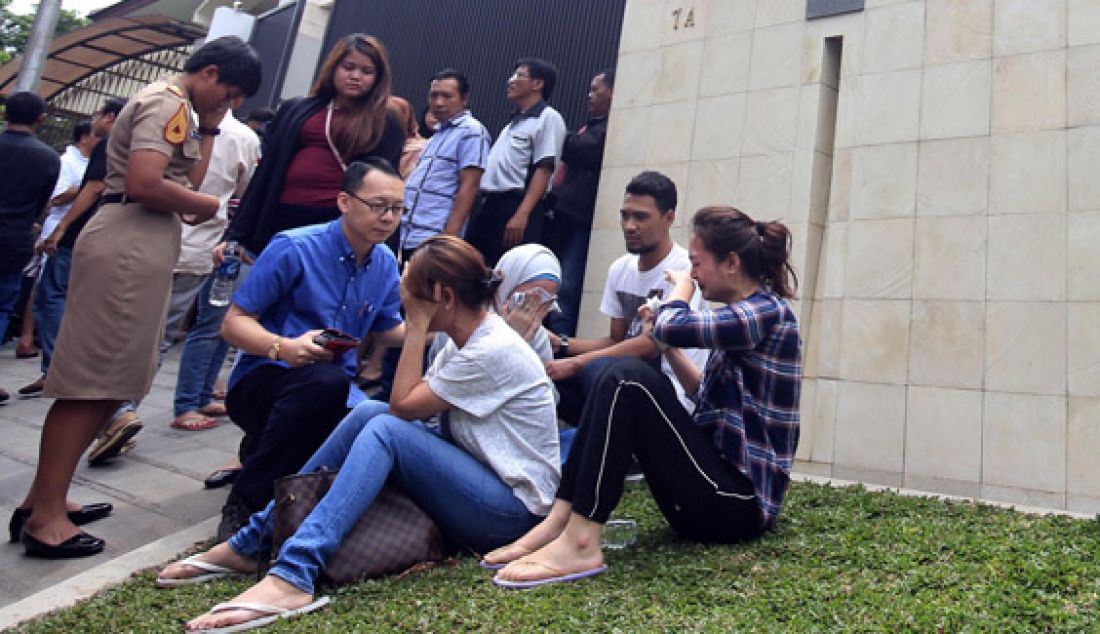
[155,554,248,588]
[190,597,331,633]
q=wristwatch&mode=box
[267,336,282,361]
[559,334,570,357]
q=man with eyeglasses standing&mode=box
[398,68,491,263]
[212,158,406,539]
[466,58,565,266]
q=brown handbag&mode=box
[270,469,446,585]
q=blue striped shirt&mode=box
[653,289,802,525]
[400,110,491,250]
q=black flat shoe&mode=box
[21,530,105,558]
[203,468,240,489]
[9,503,114,542]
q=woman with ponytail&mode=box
[489,206,801,589]
[167,235,560,631]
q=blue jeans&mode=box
[32,246,72,372]
[228,399,540,594]
[0,271,21,342]
[173,273,230,416]
[543,212,593,337]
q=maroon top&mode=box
[279,108,347,206]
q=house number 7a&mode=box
[671,6,696,30]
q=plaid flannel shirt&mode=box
[653,288,802,526]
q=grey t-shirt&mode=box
[426,314,560,515]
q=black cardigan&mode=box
[227,95,404,255]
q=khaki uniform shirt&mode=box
[103,78,201,195]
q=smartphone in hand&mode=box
[313,328,360,354]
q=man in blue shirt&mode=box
[398,68,491,262]
[216,158,405,539]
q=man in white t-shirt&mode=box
[39,121,98,257]
[546,171,707,421]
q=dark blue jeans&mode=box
[542,211,592,337]
[0,271,21,343]
[173,273,230,416]
[228,400,539,594]
[32,246,72,372]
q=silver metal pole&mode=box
[13,0,63,93]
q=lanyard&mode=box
[325,102,347,172]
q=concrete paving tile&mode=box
[0,347,233,607]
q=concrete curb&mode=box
[791,472,1096,520]
[0,517,218,630]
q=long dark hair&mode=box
[310,34,392,161]
[406,235,502,309]
[692,206,798,299]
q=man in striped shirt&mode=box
[398,68,492,262]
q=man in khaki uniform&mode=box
[10,36,262,559]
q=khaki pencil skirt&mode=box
[44,202,181,401]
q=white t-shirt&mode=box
[40,145,89,244]
[599,243,709,409]
[175,114,261,275]
[427,314,560,515]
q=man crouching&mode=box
[216,158,405,538]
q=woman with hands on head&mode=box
[162,235,560,632]
[485,205,802,589]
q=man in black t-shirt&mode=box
[20,97,124,398]
[0,92,60,403]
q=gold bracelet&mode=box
[267,336,282,361]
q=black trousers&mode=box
[560,357,765,543]
[465,191,545,267]
[226,362,351,511]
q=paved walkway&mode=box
[0,342,241,610]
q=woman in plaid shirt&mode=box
[490,205,801,589]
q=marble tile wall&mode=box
[588,0,1100,513]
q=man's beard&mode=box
[625,242,655,255]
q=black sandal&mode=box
[203,468,240,489]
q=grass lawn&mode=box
[14,481,1100,632]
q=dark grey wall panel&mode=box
[239,3,298,117]
[807,0,864,20]
[321,0,626,137]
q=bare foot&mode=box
[158,542,256,583]
[186,575,314,631]
[482,503,571,566]
[495,515,604,583]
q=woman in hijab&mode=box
[493,243,561,361]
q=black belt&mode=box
[480,189,525,200]
[100,193,136,205]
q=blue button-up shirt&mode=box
[400,109,491,250]
[229,219,402,407]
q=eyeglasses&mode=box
[510,71,530,80]
[344,190,407,217]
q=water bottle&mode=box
[209,240,240,307]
